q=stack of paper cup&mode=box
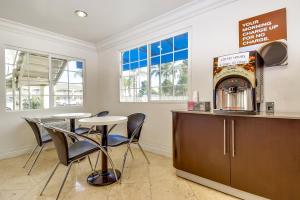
[192,91,199,103]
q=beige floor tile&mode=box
[0,189,28,200]
[108,181,151,200]
[120,162,149,184]
[151,178,197,200]
[0,147,240,200]
[63,184,110,200]
[188,181,240,200]
[148,163,178,182]
[0,172,37,190]
[19,185,70,200]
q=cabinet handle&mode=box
[231,120,235,157]
[223,119,226,155]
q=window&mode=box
[52,57,84,107]
[120,45,148,102]
[120,32,189,102]
[150,33,188,101]
[5,49,50,111]
[5,48,84,111]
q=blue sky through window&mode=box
[151,56,160,66]
[150,32,188,65]
[122,32,188,71]
[151,42,160,57]
[122,45,148,71]
[161,53,173,64]
[139,45,147,60]
[161,38,173,54]
[174,49,188,61]
[174,33,188,51]
[123,51,129,64]
[130,48,138,62]
[76,61,83,69]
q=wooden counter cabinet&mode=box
[172,111,300,200]
[231,117,300,200]
[172,112,230,185]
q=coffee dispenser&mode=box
[213,51,263,113]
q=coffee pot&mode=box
[213,51,263,113]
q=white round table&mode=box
[52,113,92,132]
[78,116,128,186]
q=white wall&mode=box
[97,0,300,157]
[0,19,99,159]
[1,0,299,159]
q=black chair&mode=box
[74,111,109,135]
[40,125,118,200]
[23,118,52,175]
[107,113,149,180]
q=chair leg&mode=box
[23,145,38,168]
[56,162,73,200]
[27,145,44,175]
[87,125,95,137]
[128,146,134,159]
[40,161,60,196]
[87,156,93,172]
[120,145,130,182]
[137,143,150,164]
[94,151,100,170]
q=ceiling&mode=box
[0,0,195,43]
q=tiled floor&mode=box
[0,145,239,200]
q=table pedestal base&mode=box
[87,169,121,186]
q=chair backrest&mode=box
[24,118,43,146]
[44,127,69,166]
[127,113,146,141]
[96,111,109,117]
[96,111,109,132]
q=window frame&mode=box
[119,29,192,103]
[4,45,86,112]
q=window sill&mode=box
[5,105,85,112]
[119,100,187,104]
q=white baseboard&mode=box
[138,142,172,158]
[0,144,54,160]
[0,141,171,160]
[0,145,35,160]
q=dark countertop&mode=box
[171,110,300,120]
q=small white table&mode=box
[79,116,128,186]
[52,113,92,132]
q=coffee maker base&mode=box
[213,110,258,115]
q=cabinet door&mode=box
[231,117,300,200]
[173,113,230,185]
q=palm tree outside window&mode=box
[120,32,189,102]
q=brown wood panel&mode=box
[231,117,300,200]
[173,112,181,168]
[173,112,230,185]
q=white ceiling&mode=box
[0,0,195,43]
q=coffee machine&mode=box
[213,51,263,114]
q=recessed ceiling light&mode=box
[74,10,88,18]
